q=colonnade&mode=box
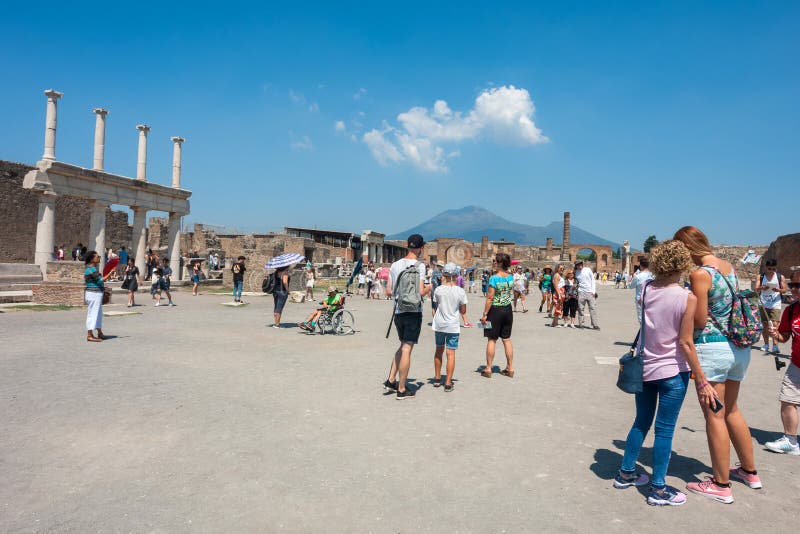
[26,89,191,280]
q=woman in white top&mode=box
[513,267,529,313]
[755,259,787,353]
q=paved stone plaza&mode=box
[1,286,798,532]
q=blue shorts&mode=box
[434,331,460,350]
[696,341,750,383]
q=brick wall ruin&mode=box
[0,160,133,263]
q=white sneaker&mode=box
[154,303,160,307]
[765,436,800,455]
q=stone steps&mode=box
[0,290,34,304]
[0,283,35,292]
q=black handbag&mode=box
[616,281,651,394]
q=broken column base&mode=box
[32,282,86,305]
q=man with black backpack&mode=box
[383,234,431,400]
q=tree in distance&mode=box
[643,235,658,253]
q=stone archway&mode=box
[445,243,471,266]
[567,244,613,272]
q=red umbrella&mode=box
[103,257,120,277]
[510,259,520,266]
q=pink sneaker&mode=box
[686,478,734,504]
[729,466,762,489]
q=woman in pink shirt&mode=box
[614,240,716,506]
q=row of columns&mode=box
[363,243,384,264]
[35,89,186,280]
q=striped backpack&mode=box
[703,266,763,348]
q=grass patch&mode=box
[5,304,76,312]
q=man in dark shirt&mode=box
[232,256,246,303]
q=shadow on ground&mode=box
[590,438,713,492]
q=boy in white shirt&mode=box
[432,262,468,392]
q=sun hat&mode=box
[328,286,337,293]
[443,262,460,276]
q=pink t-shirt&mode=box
[640,284,691,381]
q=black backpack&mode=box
[262,272,276,294]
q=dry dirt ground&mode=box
[1,285,798,532]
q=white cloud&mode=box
[291,135,313,151]
[363,127,403,165]
[362,85,547,172]
[334,120,346,132]
[353,87,367,100]
[289,90,319,113]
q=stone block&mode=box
[32,282,86,306]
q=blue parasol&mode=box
[265,253,305,269]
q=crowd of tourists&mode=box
[78,225,800,511]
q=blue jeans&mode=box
[620,371,690,488]
[233,280,243,300]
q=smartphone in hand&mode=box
[711,396,724,413]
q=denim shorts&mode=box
[434,331,460,349]
[696,340,751,383]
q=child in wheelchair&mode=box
[299,286,343,332]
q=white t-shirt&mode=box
[576,267,596,294]
[513,272,526,292]
[432,285,468,334]
[630,270,655,306]
[389,258,427,314]
[357,273,366,284]
[760,272,782,309]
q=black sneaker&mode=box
[383,380,398,391]
[592,326,601,330]
[444,383,454,393]
[396,389,416,400]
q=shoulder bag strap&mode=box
[636,280,652,354]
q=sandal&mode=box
[481,369,492,378]
[87,336,102,342]
[500,369,515,378]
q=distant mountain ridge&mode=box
[387,206,621,248]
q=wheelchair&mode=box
[316,295,355,335]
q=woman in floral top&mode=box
[674,226,760,504]
[480,253,515,378]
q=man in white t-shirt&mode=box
[629,258,655,323]
[383,234,430,400]
[575,260,599,329]
[757,258,788,352]
[432,262,468,392]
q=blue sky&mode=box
[1,1,797,249]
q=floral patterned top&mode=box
[695,266,737,339]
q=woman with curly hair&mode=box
[615,240,715,506]
[674,226,760,503]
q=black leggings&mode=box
[564,298,578,318]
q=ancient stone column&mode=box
[88,201,108,271]
[546,237,553,259]
[92,108,109,171]
[132,207,148,275]
[167,212,182,280]
[34,193,57,279]
[136,124,150,180]
[561,211,571,260]
[480,236,488,258]
[42,89,64,161]
[170,136,185,188]
[622,240,631,274]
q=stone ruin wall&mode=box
[0,160,133,263]
[760,233,800,275]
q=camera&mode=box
[775,356,787,371]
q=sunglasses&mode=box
[789,282,800,290]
